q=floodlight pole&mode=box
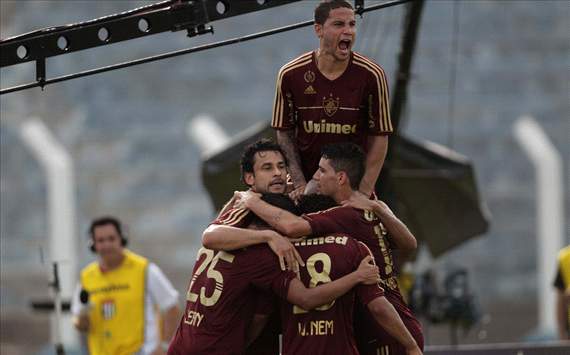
[513,115,565,335]
[20,119,78,349]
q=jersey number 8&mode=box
[293,252,335,314]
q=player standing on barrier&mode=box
[272,0,393,200]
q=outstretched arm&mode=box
[237,191,312,238]
[342,192,417,251]
[367,297,422,355]
[286,255,379,310]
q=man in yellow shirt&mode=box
[72,216,180,355]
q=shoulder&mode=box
[304,205,357,223]
[277,51,313,78]
[558,245,570,263]
[124,250,149,267]
[81,261,100,277]
[212,207,252,227]
[352,52,386,76]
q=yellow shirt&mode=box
[81,250,148,355]
[558,245,570,330]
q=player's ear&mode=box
[314,23,323,39]
[244,172,255,187]
[337,171,347,186]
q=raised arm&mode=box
[342,192,417,251]
[286,255,379,310]
[367,297,422,355]
[359,135,388,197]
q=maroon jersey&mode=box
[280,235,384,355]
[167,245,295,355]
[272,51,392,181]
[211,205,252,228]
[303,206,424,353]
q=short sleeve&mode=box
[147,263,179,311]
[271,67,296,131]
[248,248,296,300]
[359,55,392,135]
[70,283,84,316]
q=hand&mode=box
[73,313,90,332]
[267,231,304,272]
[234,190,261,209]
[341,191,374,211]
[356,255,380,285]
[288,184,306,202]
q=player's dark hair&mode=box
[321,142,365,190]
[250,193,300,228]
[240,138,288,186]
[297,194,338,214]
[314,0,353,25]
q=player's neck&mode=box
[334,187,352,204]
[99,252,125,272]
[315,49,349,80]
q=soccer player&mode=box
[277,193,420,355]
[166,195,381,355]
[272,0,392,200]
[204,138,303,272]
[202,138,302,355]
[236,142,423,355]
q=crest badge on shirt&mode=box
[323,95,340,117]
[303,70,315,83]
[101,299,116,320]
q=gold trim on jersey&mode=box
[297,106,360,111]
[217,207,250,226]
[272,52,313,128]
[353,53,393,133]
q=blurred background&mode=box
[1,0,568,354]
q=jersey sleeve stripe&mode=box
[271,53,313,128]
[217,207,250,226]
[353,56,392,132]
[353,53,393,133]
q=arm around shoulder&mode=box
[202,224,272,250]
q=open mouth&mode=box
[269,180,285,188]
[338,39,351,53]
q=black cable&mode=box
[0,0,411,95]
[447,0,461,150]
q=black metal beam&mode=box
[0,0,301,68]
[0,0,412,95]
